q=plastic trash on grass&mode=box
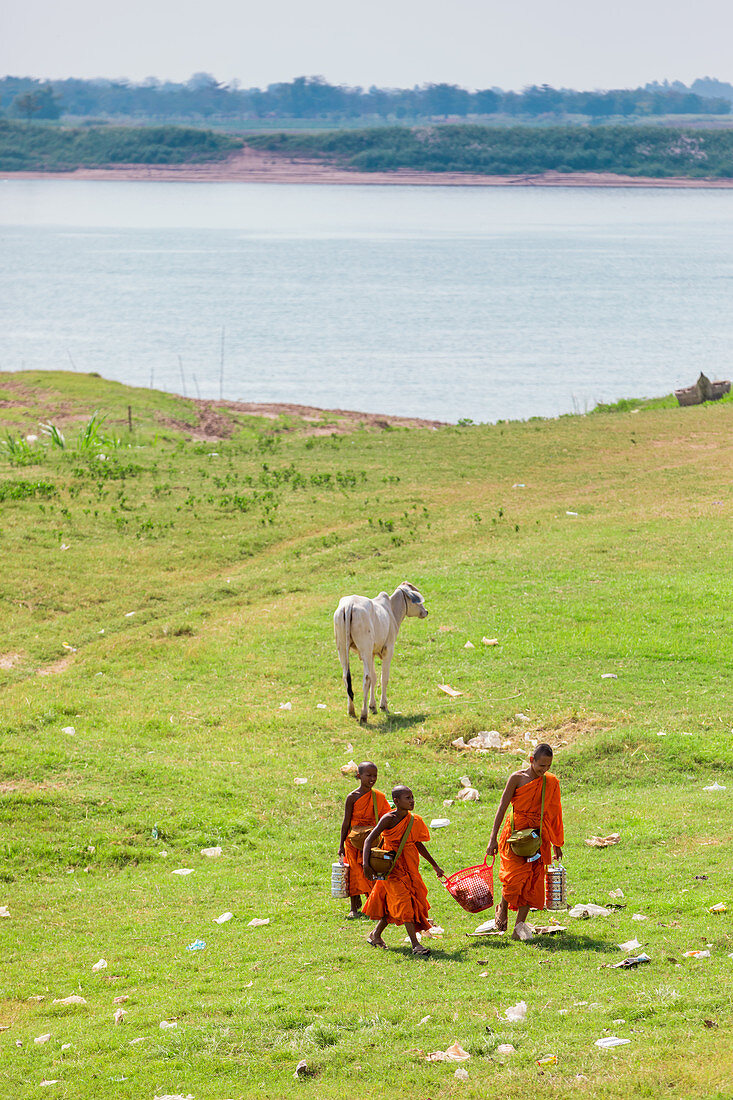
[200,846,222,858]
[503,1000,528,1022]
[171,868,194,876]
[91,958,108,971]
[425,1040,471,1062]
[585,834,621,848]
[569,903,613,918]
[438,684,463,698]
[214,912,234,924]
[52,995,86,1005]
[595,1036,630,1048]
[247,918,270,927]
[340,761,359,775]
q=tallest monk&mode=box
[486,743,563,941]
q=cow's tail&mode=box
[334,602,354,701]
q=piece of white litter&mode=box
[129,1037,149,1045]
[464,641,475,649]
[474,918,500,934]
[39,1081,59,1087]
[595,1036,630,1049]
[451,737,467,749]
[459,776,472,787]
[585,834,621,848]
[683,950,711,959]
[479,971,488,978]
[214,912,234,924]
[60,543,70,551]
[657,731,667,737]
[703,783,726,791]
[514,922,534,941]
[426,1040,471,1063]
[114,1008,127,1025]
[438,684,463,698]
[569,903,613,918]
[512,483,526,488]
[418,1015,432,1026]
[171,868,194,876]
[91,958,108,971]
[456,787,480,801]
[61,1044,71,1051]
[482,637,499,646]
[443,799,454,806]
[340,760,359,776]
[154,1095,193,1100]
[114,996,129,1004]
[61,726,75,736]
[0,907,10,918]
[345,743,354,753]
[504,1001,528,1022]
[294,777,307,785]
[316,703,327,709]
[710,903,727,913]
[279,701,292,711]
[497,1044,515,1054]
[52,995,87,1005]
[200,846,222,858]
[34,1034,51,1044]
[293,1060,309,1079]
[618,939,642,952]
[430,818,450,828]
[609,889,624,899]
[632,914,648,921]
[601,673,618,679]
[515,712,531,722]
[566,511,578,516]
[159,1020,178,1029]
[466,730,501,750]
[454,1067,470,1081]
[426,925,445,936]
[247,918,270,927]
[124,611,136,617]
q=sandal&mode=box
[346,910,363,920]
[412,944,431,956]
[367,934,387,950]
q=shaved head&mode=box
[358,761,377,776]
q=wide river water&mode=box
[2,179,733,422]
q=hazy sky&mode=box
[3,0,732,90]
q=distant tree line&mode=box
[249,125,733,178]
[0,120,241,172]
[0,74,731,125]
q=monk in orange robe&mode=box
[338,762,391,918]
[486,743,563,940]
[362,785,444,956]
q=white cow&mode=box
[333,582,428,722]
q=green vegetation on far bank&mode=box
[0,372,731,1099]
[250,123,733,177]
[0,120,242,172]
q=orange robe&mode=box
[344,789,391,897]
[498,773,563,911]
[362,813,432,931]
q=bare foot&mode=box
[367,933,387,949]
[495,899,508,932]
[346,909,362,920]
[411,943,431,956]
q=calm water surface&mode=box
[1,179,733,422]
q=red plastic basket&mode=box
[443,859,494,913]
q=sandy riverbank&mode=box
[6,144,733,187]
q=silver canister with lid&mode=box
[545,862,567,910]
[331,861,350,899]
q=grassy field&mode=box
[0,371,731,1100]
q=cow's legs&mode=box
[361,656,377,723]
[379,649,392,712]
[344,667,356,718]
[369,659,378,714]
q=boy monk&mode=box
[486,743,563,941]
[338,762,391,918]
[362,785,444,956]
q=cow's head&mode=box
[400,581,428,619]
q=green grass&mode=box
[0,371,731,1099]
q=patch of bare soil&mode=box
[37,655,74,677]
[158,397,446,440]
[0,653,22,670]
[0,779,64,794]
[7,145,733,188]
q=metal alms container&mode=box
[331,861,350,899]
[545,862,567,910]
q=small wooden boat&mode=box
[675,373,731,406]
